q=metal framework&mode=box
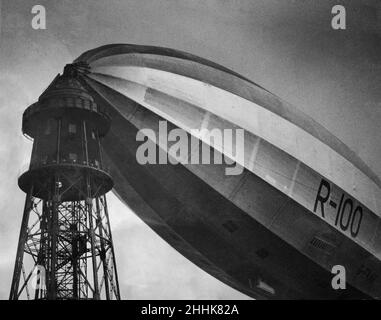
[10,172,120,300]
[9,63,120,300]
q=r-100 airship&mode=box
[34,44,381,299]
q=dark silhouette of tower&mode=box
[9,63,120,300]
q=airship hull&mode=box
[70,44,381,299]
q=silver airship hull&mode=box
[69,44,381,299]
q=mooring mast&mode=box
[10,63,120,300]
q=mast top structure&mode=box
[10,62,120,300]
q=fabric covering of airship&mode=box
[67,44,381,299]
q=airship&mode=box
[45,44,381,299]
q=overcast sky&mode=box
[0,0,380,299]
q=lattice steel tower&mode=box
[10,63,120,300]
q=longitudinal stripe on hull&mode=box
[76,44,381,187]
[78,47,381,201]
[83,73,381,263]
[82,77,381,299]
[81,76,376,299]
[87,65,381,220]
[73,44,381,299]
